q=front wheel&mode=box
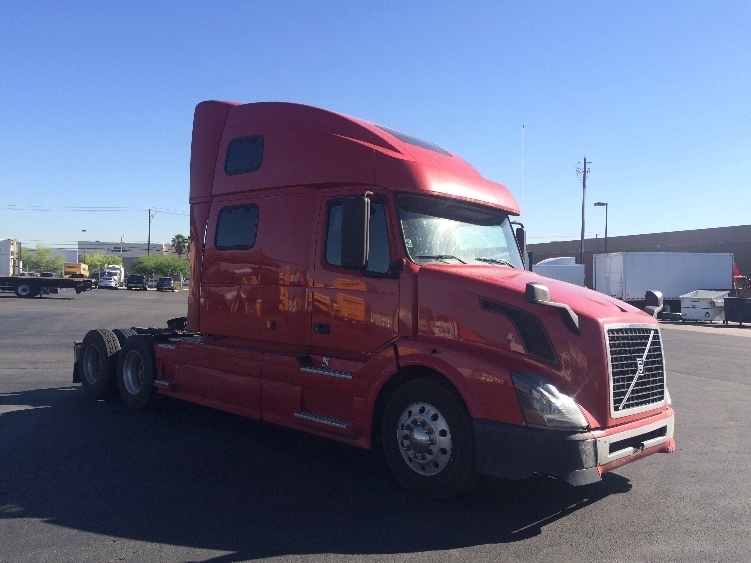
[117,336,157,410]
[382,378,478,499]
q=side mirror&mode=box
[341,196,370,269]
[526,281,581,336]
[644,290,663,318]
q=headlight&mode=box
[511,371,589,430]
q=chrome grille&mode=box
[607,326,665,415]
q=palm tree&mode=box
[171,234,190,258]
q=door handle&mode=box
[314,323,330,334]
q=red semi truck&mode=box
[74,101,675,498]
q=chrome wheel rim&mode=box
[122,350,145,395]
[397,402,452,476]
[83,345,101,385]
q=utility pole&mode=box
[147,209,154,256]
[576,158,591,265]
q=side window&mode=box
[326,200,391,274]
[215,205,259,250]
[225,136,263,175]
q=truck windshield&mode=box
[396,193,523,268]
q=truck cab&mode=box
[76,101,675,498]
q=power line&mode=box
[1,205,188,216]
[592,117,751,157]
[590,156,751,188]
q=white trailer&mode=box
[593,252,734,302]
[533,257,585,286]
[105,264,125,286]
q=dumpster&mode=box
[680,290,729,322]
[723,297,751,326]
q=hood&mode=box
[415,265,658,427]
[419,264,646,321]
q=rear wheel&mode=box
[112,328,139,347]
[117,336,157,410]
[382,378,478,499]
[80,329,120,399]
[15,283,39,298]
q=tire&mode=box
[15,283,39,298]
[382,378,478,499]
[80,329,121,399]
[112,328,139,347]
[117,335,157,410]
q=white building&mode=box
[52,248,79,263]
[77,240,188,273]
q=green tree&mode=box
[161,256,190,278]
[20,244,64,274]
[171,234,190,258]
[131,255,189,279]
[131,255,162,276]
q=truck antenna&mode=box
[521,125,525,218]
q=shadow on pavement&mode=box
[0,387,631,560]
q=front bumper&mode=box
[474,408,675,486]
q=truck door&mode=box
[299,191,399,431]
[262,190,399,440]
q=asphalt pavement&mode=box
[1,288,750,562]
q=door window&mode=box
[325,201,391,274]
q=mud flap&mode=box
[73,341,82,383]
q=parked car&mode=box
[147,278,158,289]
[99,276,118,289]
[156,277,176,291]
[126,274,148,291]
[69,272,98,289]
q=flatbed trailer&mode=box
[0,275,93,297]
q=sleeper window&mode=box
[215,205,259,250]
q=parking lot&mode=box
[1,289,751,562]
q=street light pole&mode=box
[81,229,87,262]
[594,202,608,253]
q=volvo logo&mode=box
[618,330,656,411]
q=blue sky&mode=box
[1,1,749,252]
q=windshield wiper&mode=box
[475,257,516,268]
[414,255,467,264]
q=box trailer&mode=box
[594,252,734,308]
[532,257,585,286]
